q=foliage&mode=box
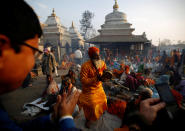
[177,40,185,45]
[159,39,185,48]
[159,39,171,46]
[80,10,95,40]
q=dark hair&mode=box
[0,0,42,52]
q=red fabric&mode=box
[171,89,183,107]
[125,65,130,75]
[135,73,145,85]
[113,69,124,78]
[88,47,100,58]
[136,73,142,77]
[124,75,138,91]
[108,100,127,119]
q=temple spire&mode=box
[51,8,56,16]
[113,0,119,10]
[72,21,74,28]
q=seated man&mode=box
[0,1,80,130]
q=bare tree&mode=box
[85,28,97,40]
[80,10,94,40]
[159,39,172,47]
[177,40,185,45]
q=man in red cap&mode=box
[78,47,108,128]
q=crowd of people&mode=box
[1,0,185,131]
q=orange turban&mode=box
[88,47,100,58]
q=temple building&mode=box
[87,0,151,57]
[69,21,85,52]
[43,9,72,62]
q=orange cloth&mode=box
[78,60,107,121]
[165,57,170,63]
[114,125,129,131]
[69,53,75,62]
[30,72,36,78]
[120,64,125,69]
[145,78,155,86]
[113,64,125,78]
[61,61,67,69]
[170,56,175,66]
[88,47,100,58]
[125,65,130,75]
[177,52,181,61]
[155,56,160,62]
[113,69,124,78]
[60,61,73,69]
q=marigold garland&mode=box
[108,100,127,118]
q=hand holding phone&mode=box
[155,83,178,119]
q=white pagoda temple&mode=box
[87,0,151,56]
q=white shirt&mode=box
[74,49,82,59]
[146,62,153,69]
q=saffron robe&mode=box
[78,60,107,121]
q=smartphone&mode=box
[155,83,176,104]
[155,83,178,119]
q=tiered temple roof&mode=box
[87,0,149,43]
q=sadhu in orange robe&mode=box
[78,60,107,121]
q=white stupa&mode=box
[99,0,135,36]
[43,9,71,62]
[69,21,84,51]
[87,0,151,56]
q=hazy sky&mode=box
[25,0,185,45]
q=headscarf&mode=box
[88,47,99,58]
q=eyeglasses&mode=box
[21,42,43,59]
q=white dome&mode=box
[45,9,62,26]
[105,10,127,24]
[98,1,135,36]
[45,16,61,26]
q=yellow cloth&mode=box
[78,60,107,121]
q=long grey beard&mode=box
[93,59,102,69]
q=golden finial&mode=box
[113,0,119,10]
[51,8,56,16]
[72,21,74,28]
